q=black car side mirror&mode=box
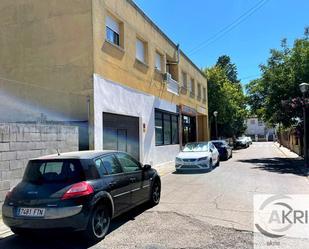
[143,164,152,170]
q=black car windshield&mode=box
[23,160,85,184]
[183,143,209,152]
[213,142,225,148]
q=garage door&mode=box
[103,112,140,160]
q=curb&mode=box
[157,167,175,178]
[0,218,10,238]
[273,143,308,177]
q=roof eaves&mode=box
[127,0,206,80]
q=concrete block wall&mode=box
[0,123,79,207]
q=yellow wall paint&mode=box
[93,0,208,114]
[0,0,93,121]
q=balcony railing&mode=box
[165,73,179,95]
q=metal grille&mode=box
[182,159,196,162]
[181,165,199,169]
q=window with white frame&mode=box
[106,15,120,46]
[155,52,162,71]
[202,87,207,101]
[190,78,195,97]
[197,83,202,99]
[188,78,192,93]
[182,72,187,92]
[136,38,146,63]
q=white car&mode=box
[175,142,220,171]
[246,136,253,144]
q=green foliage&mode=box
[216,55,240,84]
[204,59,247,138]
[246,28,309,127]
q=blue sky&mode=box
[134,0,309,85]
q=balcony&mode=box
[164,73,179,95]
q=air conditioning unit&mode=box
[163,73,172,82]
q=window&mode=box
[95,158,108,177]
[155,109,179,146]
[155,112,163,145]
[197,83,202,99]
[106,15,120,46]
[258,120,263,126]
[116,153,141,173]
[250,119,256,125]
[171,115,179,144]
[155,52,162,71]
[23,160,84,184]
[190,78,195,97]
[102,155,123,175]
[182,72,187,93]
[136,38,146,63]
[203,87,207,102]
[163,113,171,145]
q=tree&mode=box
[205,63,247,138]
[216,55,240,84]
[246,28,309,127]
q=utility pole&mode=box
[213,111,218,140]
[299,83,309,169]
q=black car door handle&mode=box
[130,177,136,182]
[109,181,117,187]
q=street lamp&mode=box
[213,111,218,140]
[299,82,309,168]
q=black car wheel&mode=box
[84,204,111,243]
[224,151,229,161]
[149,180,161,206]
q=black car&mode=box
[211,140,233,160]
[2,151,161,242]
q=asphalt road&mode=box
[1,142,309,249]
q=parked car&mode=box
[211,140,233,160]
[2,151,161,243]
[175,142,220,171]
[245,136,253,144]
[234,137,249,149]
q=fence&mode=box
[0,123,79,209]
[278,129,303,156]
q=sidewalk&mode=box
[0,216,11,239]
[156,161,175,177]
[274,142,308,176]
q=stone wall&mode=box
[0,123,79,207]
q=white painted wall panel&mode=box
[93,74,179,167]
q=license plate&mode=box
[18,208,45,217]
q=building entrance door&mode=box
[182,115,196,145]
[103,113,140,160]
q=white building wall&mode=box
[245,117,275,138]
[93,74,179,167]
[246,118,265,136]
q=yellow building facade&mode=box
[0,0,209,167]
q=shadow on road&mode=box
[0,203,151,249]
[237,157,306,176]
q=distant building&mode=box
[245,117,275,141]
